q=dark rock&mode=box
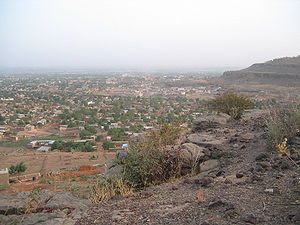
[290,136,300,145]
[187,133,227,148]
[229,137,238,143]
[181,178,193,184]
[194,177,213,187]
[225,208,239,218]
[254,165,264,173]
[273,158,292,170]
[18,213,62,225]
[211,150,224,159]
[106,160,118,170]
[20,213,76,225]
[236,173,244,178]
[171,185,178,190]
[200,160,220,172]
[208,200,234,212]
[208,200,227,209]
[216,170,225,177]
[116,150,128,161]
[180,143,205,172]
[240,133,256,141]
[0,195,24,215]
[104,162,124,178]
[255,153,269,161]
[111,209,133,223]
[257,161,271,168]
[250,174,263,182]
[45,192,90,210]
[192,114,230,132]
[200,222,211,225]
[239,144,246,149]
[224,178,233,184]
[203,149,211,156]
[243,214,258,224]
[290,151,300,161]
[289,209,300,222]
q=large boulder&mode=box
[0,190,90,224]
[192,114,230,132]
[187,133,227,148]
[200,159,220,172]
[44,192,90,210]
[104,161,124,178]
[116,150,128,161]
[180,143,205,165]
[179,143,206,174]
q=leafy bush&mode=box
[95,135,104,142]
[266,106,300,146]
[56,141,96,152]
[102,141,115,150]
[9,162,27,175]
[207,92,254,119]
[79,130,92,139]
[51,140,64,150]
[89,123,185,202]
[121,123,184,188]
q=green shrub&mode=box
[102,141,115,150]
[9,162,27,175]
[121,123,184,188]
[207,92,254,119]
[266,106,300,146]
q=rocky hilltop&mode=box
[1,110,299,225]
[222,56,300,86]
[76,110,300,225]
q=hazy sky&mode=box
[0,0,299,70]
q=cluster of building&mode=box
[0,74,222,152]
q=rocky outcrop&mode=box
[221,56,300,86]
[76,109,300,225]
[0,190,90,225]
[192,114,230,132]
[105,114,230,178]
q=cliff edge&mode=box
[222,56,300,86]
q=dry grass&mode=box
[89,177,133,203]
[266,106,300,146]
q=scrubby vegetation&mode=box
[207,92,254,119]
[102,141,115,150]
[89,177,133,203]
[121,123,184,188]
[266,105,300,146]
[51,140,96,152]
[89,123,185,202]
[9,162,27,175]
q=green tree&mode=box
[9,162,27,175]
[79,130,92,139]
[102,141,115,150]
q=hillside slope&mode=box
[76,110,300,225]
[222,56,300,86]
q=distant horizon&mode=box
[1,0,299,69]
[0,65,241,73]
[1,54,299,74]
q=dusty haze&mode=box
[0,0,299,70]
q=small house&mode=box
[59,125,68,131]
[37,146,51,152]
